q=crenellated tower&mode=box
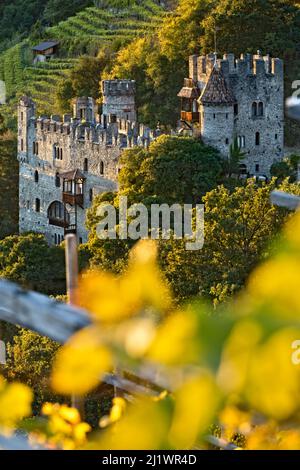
[178,51,284,176]
[101,79,136,126]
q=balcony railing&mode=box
[48,217,69,228]
[65,224,77,235]
[180,111,199,123]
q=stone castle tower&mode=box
[18,80,158,245]
[178,51,284,176]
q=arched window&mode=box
[60,148,63,160]
[89,188,93,202]
[35,198,40,212]
[48,201,69,227]
[252,102,257,117]
[54,233,57,245]
[100,161,104,175]
[84,158,88,172]
[258,102,264,117]
[255,132,260,146]
[55,172,60,188]
[34,170,39,183]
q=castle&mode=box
[18,80,160,245]
[18,51,284,245]
[178,51,284,176]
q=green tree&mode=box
[5,328,60,413]
[0,233,66,295]
[224,138,246,178]
[119,135,223,205]
[86,178,300,304]
[0,128,18,239]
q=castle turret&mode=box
[18,96,35,160]
[101,79,136,126]
[178,51,284,176]
[198,66,236,156]
[73,97,96,122]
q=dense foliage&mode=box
[0,233,66,295]
[0,127,18,239]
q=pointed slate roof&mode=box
[177,86,200,99]
[59,169,85,180]
[199,67,236,106]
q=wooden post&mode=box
[65,234,85,417]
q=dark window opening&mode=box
[89,188,93,202]
[34,170,39,183]
[275,133,278,140]
[100,161,104,175]
[225,138,229,145]
[234,104,238,116]
[35,198,40,212]
[258,102,264,117]
[255,132,260,146]
[79,237,83,244]
[255,164,260,172]
[84,158,88,172]
[55,172,60,188]
[252,102,257,117]
[21,139,24,151]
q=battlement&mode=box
[102,79,136,97]
[22,100,159,150]
[190,51,283,80]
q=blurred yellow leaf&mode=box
[0,377,32,431]
[51,327,112,395]
[246,328,300,421]
[78,241,171,323]
[218,320,262,395]
[147,310,200,365]
[90,399,170,450]
[169,373,220,449]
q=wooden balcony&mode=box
[62,192,84,208]
[180,111,199,123]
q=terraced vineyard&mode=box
[46,1,166,55]
[0,1,166,116]
[22,59,78,115]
